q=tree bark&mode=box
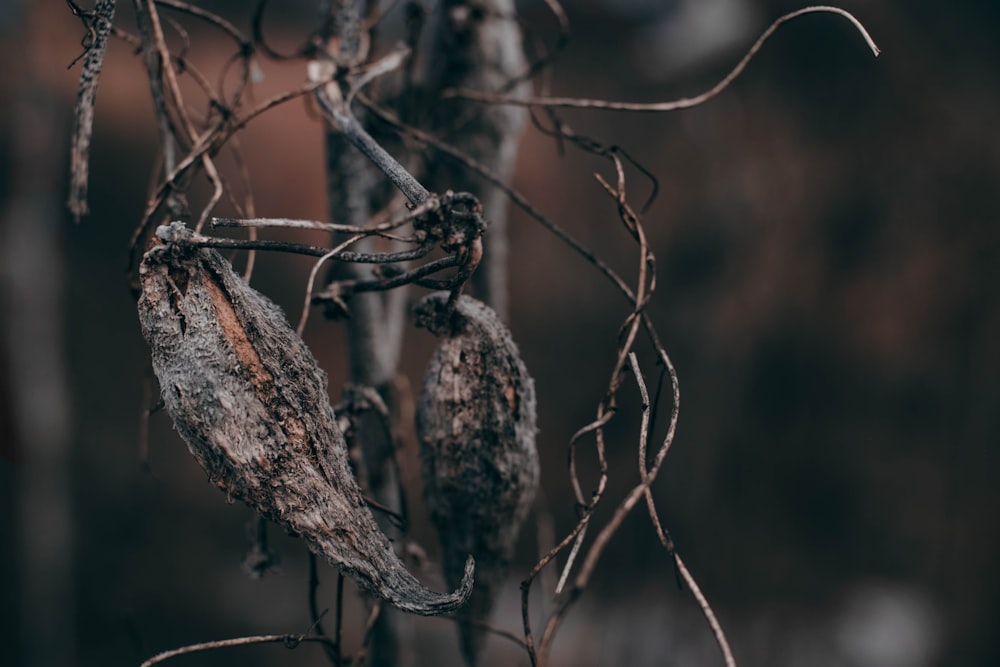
[425,0,530,322]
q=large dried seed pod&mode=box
[415,293,539,665]
[137,223,472,616]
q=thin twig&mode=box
[447,7,879,111]
[312,254,465,303]
[450,613,530,650]
[334,572,345,659]
[297,235,365,337]
[534,491,558,604]
[634,345,734,667]
[136,0,226,231]
[161,230,434,262]
[512,150,656,667]
[627,353,651,478]
[536,158,658,664]
[348,603,382,667]
[67,0,116,222]
[312,69,430,206]
[140,632,337,667]
[676,554,736,667]
[211,195,436,237]
[127,75,337,289]
[553,527,585,596]
[308,552,340,666]
[154,0,250,47]
[252,0,314,60]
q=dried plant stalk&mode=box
[67,0,117,222]
[136,222,472,616]
[415,293,539,665]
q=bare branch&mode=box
[67,0,116,222]
[308,552,340,666]
[312,64,431,206]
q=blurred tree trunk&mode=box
[425,0,529,323]
[1,4,75,667]
[324,2,412,665]
[322,1,529,663]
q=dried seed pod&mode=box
[137,222,472,616]
[415,293,539,665]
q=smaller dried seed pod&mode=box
[137,223,472,616]
[415,293,539,666]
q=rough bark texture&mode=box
[426,0,530,322]
[67,0,116,222]
[415,293,539,665]
[136,223,473,616]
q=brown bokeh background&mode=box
[2,1,998,665]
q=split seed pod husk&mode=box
[415,293,539,665]
[137,223,472,616]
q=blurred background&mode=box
[1,1,998,665]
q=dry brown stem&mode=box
[140,632,338,667]
[67,0,116,222]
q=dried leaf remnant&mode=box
[415,293,539,665]
[137,222,472,616]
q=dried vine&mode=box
[65,2,879,665]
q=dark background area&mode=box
[1,1,998,665]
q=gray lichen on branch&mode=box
[136,222,473,616]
